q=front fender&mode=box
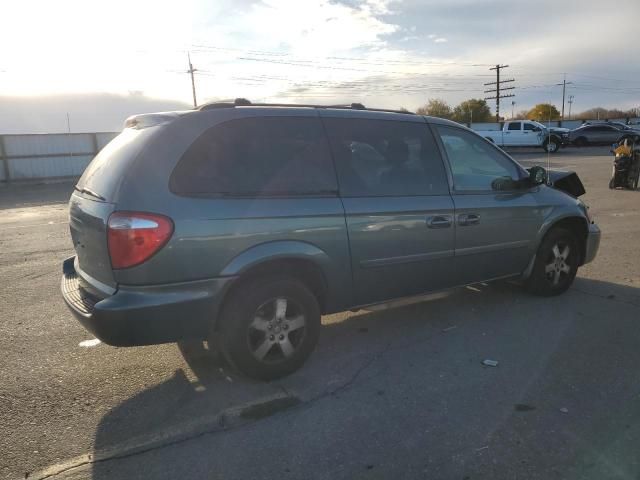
[522,206,590,279]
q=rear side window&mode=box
[507,122,521,131]
[323,118,449,196]
[170,117,337,196]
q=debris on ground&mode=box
[514,404,536,412]
[482,359,499,367]
[560,407,569,414]
[442,325,458,332]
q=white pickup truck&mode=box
[474,120,568,153]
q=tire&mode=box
[543,137,559,153]
[525,227,579,296]
[216,276,321,381]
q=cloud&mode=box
[1,0,639,127]
[0,93,190,133]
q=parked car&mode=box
[474,120,565,153]
[569,123,640,146]
[61,100,600,380]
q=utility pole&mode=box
[568,95,574,120]
[556,74,573,122]
[187,52,198,108]
[511,101,516,119]
[484,64,515,122]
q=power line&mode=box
[484,64,515,122]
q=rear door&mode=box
[504,121,523,146]
[433,124,544,284]
[601,125,623,143]
[322,114,455,306]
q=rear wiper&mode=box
[74,185,106,201]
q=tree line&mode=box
[411,98,639,123]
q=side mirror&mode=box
[529,166,547,185]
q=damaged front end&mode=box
[546,170,586,198]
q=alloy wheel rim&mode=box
[247,297,306,364]
[544,242,572,286]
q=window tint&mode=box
[507,122,521,131]
[523,123,536,131]
[323,118,449,196]
[170,117,337,196]
[436,125,522,192]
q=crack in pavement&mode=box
[32,339,400,480]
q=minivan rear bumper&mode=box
[61,256,234,346]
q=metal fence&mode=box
[0,132,118,182]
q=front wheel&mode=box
[525,228,579,296]
[543,138,559,153]
[216,277,321,381]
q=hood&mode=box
[547,170,586,197]
[549,127,570,134]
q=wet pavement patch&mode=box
[239,396,301,420]
[514,404,536,412]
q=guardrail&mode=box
[0,132,118,183]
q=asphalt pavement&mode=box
[1,147,639,480]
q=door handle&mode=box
[426,215,452,229]
[458,213,480,226]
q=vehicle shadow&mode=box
[87,277,640,479]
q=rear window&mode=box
[76,128,149,201]
[170,117,337,197]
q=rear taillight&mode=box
[107,212,174,269]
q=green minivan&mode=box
[61,100,600,380]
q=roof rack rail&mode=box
[198,98,413,115]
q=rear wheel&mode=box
[216,277,321,380]
[526,228,579,296]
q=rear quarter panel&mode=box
[110,108,353,311]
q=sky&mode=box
[1,0,639,132]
